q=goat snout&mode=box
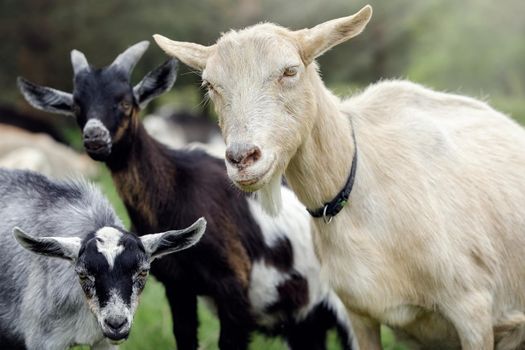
[226,143,261,169]
[103,316,129,340]
[84,126,108,141]
[105,316,126,331]
[83,125,112,159]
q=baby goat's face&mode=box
[75,227,149,342]
[13,217,206,344]
[17,40,178,163]
[73,69,135,161]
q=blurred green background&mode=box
[1,0,524,349]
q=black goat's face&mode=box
[73,69,135,161]
[76,227,149,342]
[12,218,206,344]
[17,40,178,162]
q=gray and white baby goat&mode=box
[0,168,206,350]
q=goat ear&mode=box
[153,34,215,71]
[133,59,178,109]
[295,5,372,65]
[17,77,74,116]
[13,227,81,261]
[141,217,206,261]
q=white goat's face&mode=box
[12,218,206,344]
[154,5,373,204]
[202,31,314,192]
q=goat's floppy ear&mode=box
[295,5,372,65]
[17,77,74,116]
[13,227,81,261]
[134,59,178,109]
[153,34,215,71]
[141,217,206,261]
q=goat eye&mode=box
[78,272,89,281]
[138,269,149,278]
[119,100,132,112]
[283,67,298,78]
[202,80,214,92]
[72,104,81,115]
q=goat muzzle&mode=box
[226,143,261,170]
[83,126,112,159]
[103,316,130,342]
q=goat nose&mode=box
[226,143,261,168]
[84,127,106,140]
[104,316,127,332]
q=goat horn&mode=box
[71,49,90,75]
[111,41,150,75]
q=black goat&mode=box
[18,41,353,350]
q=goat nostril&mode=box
[226,149,241,165]
[242,147,261,166]
[105,317,126,331]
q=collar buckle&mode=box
[322,205,334,224]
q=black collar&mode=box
[307,125,358,223]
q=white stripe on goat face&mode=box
[95,227,124,269]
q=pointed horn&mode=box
[111,41,150,75]
[71,49,89,75]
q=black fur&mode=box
[78,229,148,308]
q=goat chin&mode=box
[255,174,283,217]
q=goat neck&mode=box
[107,112,175,230]
[285,67,356,213]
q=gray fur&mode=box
[133,59,178,109]
[0,168,122,349]
[16,77,73,116]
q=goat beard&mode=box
[255,173,283,217]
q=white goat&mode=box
[0,124,98,178]
[154,5,525,350]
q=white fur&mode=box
[247,187,347,326]
[95,227,124,269]
[248,261,288,327]
[254,174,283,216]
